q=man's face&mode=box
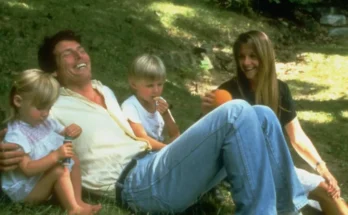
[53,40,91,86]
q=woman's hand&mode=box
[0,129,24,171]
[64,124,82,139]
[201,91,216,115]
[317,164,341,198]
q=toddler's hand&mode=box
[154,97,169,115]
[56,143,74,160]
[64,124,82,138]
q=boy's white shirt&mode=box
[121,95,165,142]
[50,80,150,197]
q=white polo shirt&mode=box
[51,80,150,197]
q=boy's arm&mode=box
[127,120,166,151]
[162,110,180,143]
[155,97,180,143]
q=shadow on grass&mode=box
[286,79,330,97]
[1,0,347,97]
[287,80,348,160]
[295,99,348,120]
[291,97,348,192]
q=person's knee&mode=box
[225,99,250,108]
[309,182,330,201]
[219,99,252,116]
[49,164,68,178]
[72,156,80,167]
[253,105,274,117]
[253,105,279,126]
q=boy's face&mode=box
[131,78,165,103]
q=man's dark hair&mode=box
[38,30,81,73]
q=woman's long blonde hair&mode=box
[4,69,60,123]
[233,30,279,116]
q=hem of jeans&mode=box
[277,197,308,214]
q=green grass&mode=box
[1,0,348,214]
[277,49,348,202]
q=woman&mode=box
[202,30,348,215]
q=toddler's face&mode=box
[14,96,51,126]
[132,78,165,103]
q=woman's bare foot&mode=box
[68,206,93,215]
[78,201,102,214]
[337,198,348,215]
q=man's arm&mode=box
[0,129,24,171]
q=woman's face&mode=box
[237,43,260,81]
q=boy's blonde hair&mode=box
[128,54,166,81]
[5,69,60,123]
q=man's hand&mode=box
[0,129,24,171]
[64,124,82,139]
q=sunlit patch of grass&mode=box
[147,2,196,39]
[149,2,195,18]
[277,46,348,195]
[146,1,270,44]
[341,111,348,120]
[297,111,334,124]
[278,52,348,101]
[6,1,34,10]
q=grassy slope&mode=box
[0,0,348,214]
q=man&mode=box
[0,30,308,214]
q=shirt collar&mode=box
[59,80,103,97]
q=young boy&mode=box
[121,54,180,150]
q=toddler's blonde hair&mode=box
[4,69,60,123]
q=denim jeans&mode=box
[121,100,308,214]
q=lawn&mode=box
[0,0,347,214]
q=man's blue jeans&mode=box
[121,100,308,214]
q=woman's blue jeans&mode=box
[121,100,308,214]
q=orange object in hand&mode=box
[214,89,232,106]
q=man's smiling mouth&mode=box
[76,63,87,69]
